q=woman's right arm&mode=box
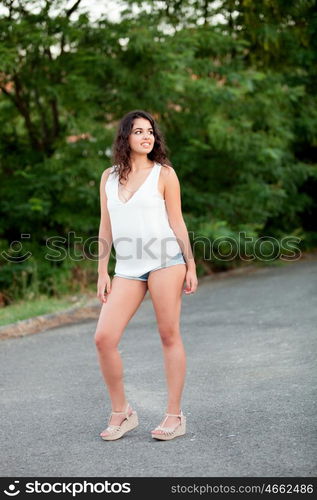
[97,168,113,303]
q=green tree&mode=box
[0,0,316,304]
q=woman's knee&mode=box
[158,325,180,347]
[94,329,118,351]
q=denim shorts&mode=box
[114,252,186,281]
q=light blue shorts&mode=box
[114,252,186,281]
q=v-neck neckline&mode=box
[116,162,157,205]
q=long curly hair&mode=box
[111,110,172,183]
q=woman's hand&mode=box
[97,272,112,303]
[183,268,198,295]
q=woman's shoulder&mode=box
[100,166,116,189]
[160,164,178,180]
[160,163,175,173]
[102,165,116,178]
[158,164,180,196]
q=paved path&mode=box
[1,259,316,477]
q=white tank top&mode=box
[105,162,183,276]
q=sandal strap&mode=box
[107,403,131,425]
[154,410,184,431]
[154,425,177,433]
[106,425,121,431]
[165,410,183,417]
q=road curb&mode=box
[0,301,102,340]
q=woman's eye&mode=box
[134,130,154,135]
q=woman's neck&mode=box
[129,154,154,173]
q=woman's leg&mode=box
[94,276,148,435]
[147,264,187,434]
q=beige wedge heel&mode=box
[151,410,186,441]
[100,403,138,441]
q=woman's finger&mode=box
[184,277,198,294]
[97,288,108,303]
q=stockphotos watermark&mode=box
[1,231,302,264]
[3,480,131,496]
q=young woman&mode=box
[94,110,198,441]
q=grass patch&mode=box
[0,293,94,327]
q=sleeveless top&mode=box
[105,162,183,276]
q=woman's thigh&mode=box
[95,276,148,346]
[147,264,187,331]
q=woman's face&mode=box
[128,117,155,155]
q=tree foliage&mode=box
[0,0,316,303]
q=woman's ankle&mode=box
[110,398,129,412]
[166,405,182,415]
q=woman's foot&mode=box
[100,403,138,440]
[151,415,181,435]
[151,411,186,440]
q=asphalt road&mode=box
[1,259,316,477]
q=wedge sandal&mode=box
[100,403,138,441]
[151,410,186,441]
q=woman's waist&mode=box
[112,235,181,259]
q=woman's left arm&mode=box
[163,166,198,295]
